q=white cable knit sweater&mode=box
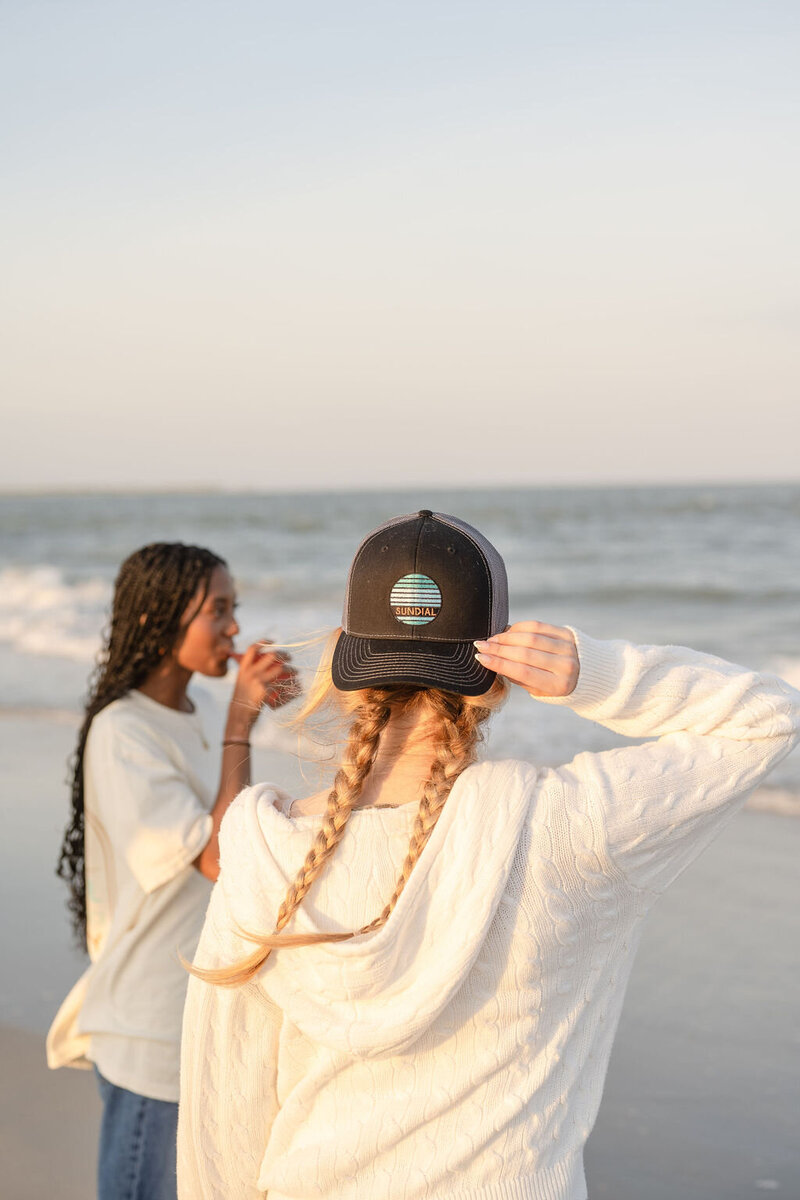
[178,632,800,1200]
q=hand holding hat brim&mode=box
[474,622,579,698]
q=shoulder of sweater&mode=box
[218,782,294,857]
[471,755,535,777]
[467,756,545,799]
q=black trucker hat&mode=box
[331,510,509,696]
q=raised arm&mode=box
[194,643,299,881]
[476,622,800,891]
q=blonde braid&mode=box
[189,693,391,986]
[273,694,392,934]
[356,693,489,935]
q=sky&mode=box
[2,0,799,491]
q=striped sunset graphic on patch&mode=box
[390,574,442,625]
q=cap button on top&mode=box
[419,509,433,518]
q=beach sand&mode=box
[1,714,799,1198]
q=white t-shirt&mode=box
[47,686,222,1102]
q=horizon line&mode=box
[2,476,800,499]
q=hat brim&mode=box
[331,634,496,697]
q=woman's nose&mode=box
[227,615,240,637]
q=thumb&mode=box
[236,644,262,668]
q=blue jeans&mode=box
[95,1068,178,1200]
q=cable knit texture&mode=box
[178,633,800,1199]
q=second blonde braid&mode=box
[273,694,392,935]
[356,692,489,936]
[190,693,391,986]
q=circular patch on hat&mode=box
[390,574,442,626]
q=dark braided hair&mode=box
[57,542,226,946]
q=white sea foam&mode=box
[0,566,107,661]
[746,788,800,818]
[773,657,800,691]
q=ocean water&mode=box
[2,484,800,805]
[3,483,800,1033]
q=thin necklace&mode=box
[192,709,209,750]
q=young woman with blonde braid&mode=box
[178,511,800,1200]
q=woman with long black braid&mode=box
[47,542,298,1200]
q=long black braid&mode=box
[57,542,226,946]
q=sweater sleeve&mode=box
[538,630,800,894]
[178,883,280,1200]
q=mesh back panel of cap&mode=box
[434,512,508,636]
